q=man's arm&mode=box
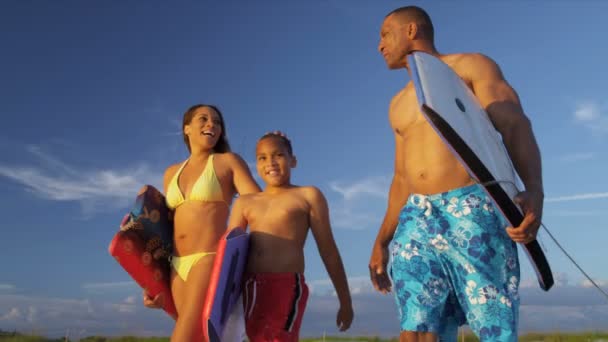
[369,132,409,293]
[467,53,544,242]
[307,187,353,331]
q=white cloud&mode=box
[111,296,139,314]
[303,286,608,336]
[329,176,389,202]
[309,275,374,296]
[327,176,390,230]
[0,283,16,291]
[4,282,608,339]
[82,281,135,291]
[0,146,163,214]
[27,306,37,323]
[558,152,595,163]
[546,192,608,203]
[1,307,22,321]
[112,303,137,314]
[573,101,608,136]
[82,281,137,294]
[528,272,571,288]
[0,294,172,338]
[580,279,608,289]
[574,102,601,121]
[330,205,381,230]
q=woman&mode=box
[143,104,260,341]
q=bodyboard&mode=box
[108,185,177,318]
[202,227,250,342]
[408,51,554,291]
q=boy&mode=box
[228,131,354,341]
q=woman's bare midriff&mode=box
[172,201,229,256]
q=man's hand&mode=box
[369,242,392,294]
[506,189,544,244]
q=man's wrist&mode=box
[525,182,544,196]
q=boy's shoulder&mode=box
[292,185,325,201]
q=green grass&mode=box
[300,334,608,342]
[79,338,170,342]
[1,332,608,342]
[518,332,608,342]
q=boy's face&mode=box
[255,137,296,187]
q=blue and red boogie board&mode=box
[108,185,177,318]
[202,227,250,342]
[109,185,251,340]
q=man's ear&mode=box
[407,22,418,39]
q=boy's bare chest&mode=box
[246,196,310,227]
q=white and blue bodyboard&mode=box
[408,51,554,291]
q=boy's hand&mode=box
[369,242,391,294]
[336,304,353,331]
[143,289,164,309]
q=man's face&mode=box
[378,15,410,69]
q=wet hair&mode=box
[387,6,434,42]
[258,132,293,156]
[182,104,231,153]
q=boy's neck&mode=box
[264,183,295,194]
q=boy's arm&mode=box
[307,187,353,331]
[227,197,248,231]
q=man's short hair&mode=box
[387,6,434,42]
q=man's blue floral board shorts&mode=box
[389,184,520,341]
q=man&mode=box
[369,6,544,342]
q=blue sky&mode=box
[1,0,607,338]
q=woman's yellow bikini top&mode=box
[165,154,225,209]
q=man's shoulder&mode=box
[443,52,494,63]
[443,52,499,72]
[441,52,502,83]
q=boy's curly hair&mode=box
[259,131,293,156]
